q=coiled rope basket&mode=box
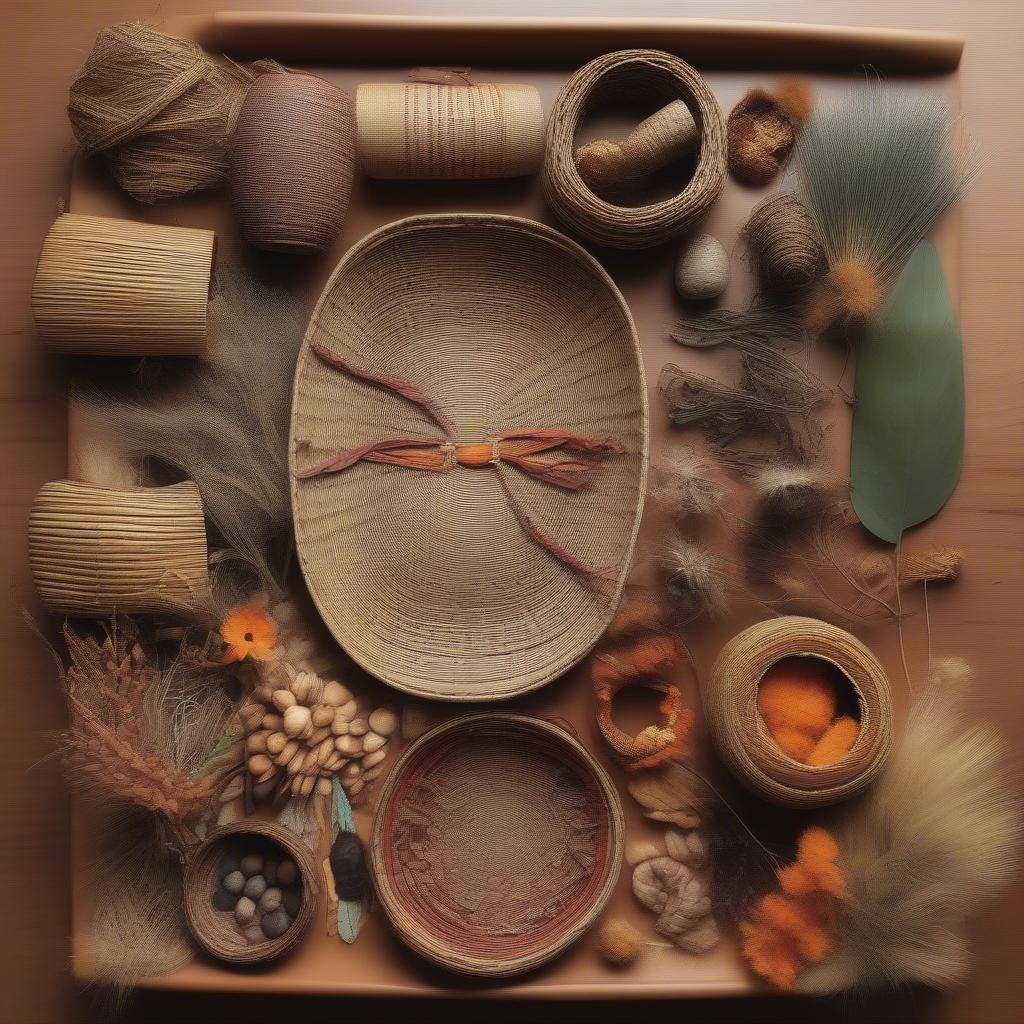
[704,616,893,808]
[542,49,726,250]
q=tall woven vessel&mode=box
[290,214,647,700]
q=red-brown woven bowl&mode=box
[369,713,624,977]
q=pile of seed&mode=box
[213,846,303,944]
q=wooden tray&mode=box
[67,12,962,1000]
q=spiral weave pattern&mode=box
[746,192,825,293]
[232,74,355,254]
[543,50,726,249]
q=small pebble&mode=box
[244,875,268,901]
[258,887,283,914]
[261,908,292,940]
[368,706,398,737]
[235,896,256,926]
[242,923,266,945]
[282,889,302,916]
[240,854,264,877]
[223,870,246,895]
[212,883,236,911]
[675,233,729,301]
[277,859,298,886]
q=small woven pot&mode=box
[543,50,726,249]
[183,820,319,964]
[232,74,355,254]
[355,82,545,179]
[28,479,210,616]
[370,713,624,977]
[32,213,214,356]
[705,616,893,808]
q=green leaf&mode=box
[850,241,964,544]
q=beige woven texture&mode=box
[369,714,624,977]
[705,616,893,808]
[290,214,647,701]
[183,820,319,965]
[31,213,214,356]
[28,479,210,616]
[355,82,545,179]
[543,49,726,249]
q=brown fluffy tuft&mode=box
[774,77,814,124]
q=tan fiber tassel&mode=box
[355,82,545,179]
[32,213,214,356]
[576,100,699,190]
[29,480,210,616]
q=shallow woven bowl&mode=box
[183,820,319,965]
[290,214,647,700]
[370,714,624,977]
[705,616,893,808]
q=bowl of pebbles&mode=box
[184,820,319,963]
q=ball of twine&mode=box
[543,50,726,250]
[704,616,892,808]
[67,21,279,205]
[231,74,355,254]
[746,192,826,293]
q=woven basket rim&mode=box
[289,213,649,701]
[368,712,624,977]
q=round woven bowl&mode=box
[183,820,319,964]
[542,49,726,250]
[370,714,623,977]
[705,616,893,808]
[290,213,647,701]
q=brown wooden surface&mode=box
[3,2,1022,1023]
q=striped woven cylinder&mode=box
[29,479,210,616]
[32,213,214,356]
[231,74,355,254]
[355,82,545,179]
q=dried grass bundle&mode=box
[80,253,311,602]
[68,22,279,204]
[796,85,969,331]
[650,446,724,520]
[801,665,1021,993]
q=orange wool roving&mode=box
[757,657,858,766]
[740,826,847,989]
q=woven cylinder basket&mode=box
[290,213,647,701]
[705,616,893,808]
[32,213,214,356]
[28,479,210,616]
[370,714,624,977]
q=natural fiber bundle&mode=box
[370,714,623,977]
[746,192,825,294]
[727,79,812,187]
[650,447,724,521]
[67,21,278,204]
[232,74,355,253]
[661,537,731,622]
[801,666,1021,993]
[29,480,210,616]
[859,544,964,590]
[705,617,893,808]
[356,82,544,179]
[183,820,319,964]
[543,50,725,249]
[797,85,968,330]
[32,214,214,356]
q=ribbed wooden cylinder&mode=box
[31,213,213,356]
[231,73,355,254]
[705,616,893,808]
[355,82,545,179]
[29,479,210,616]
[183,820,319,965]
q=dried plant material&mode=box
[651,446,725,522]
[797,85,968,330]
[605,589,666,641]
[740,827,848,989]
[752,465,841,522]
[597,917,646,967]
[801,676,1021,994]
[773,78,814,124]
[81,254,312,601]
[850,242,964,543]
[746,192,826,294]
[859,544,964,591]
[628,760,704,830]
[727,79,813,187]
[661,537,730,621]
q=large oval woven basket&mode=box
[369,713,624,977]
[290,214,647,700]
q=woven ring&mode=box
[542,49,726,250]
[704,616,893,808]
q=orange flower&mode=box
[220,605,278,663]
